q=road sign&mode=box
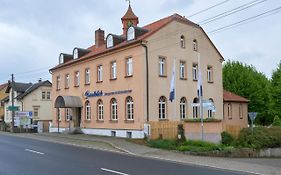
[248,112,258,133]
[15,111,33,118]
[7,106,19,111]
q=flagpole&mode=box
[198,52,204,141]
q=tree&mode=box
[271,61,281,118]
[223,61,273,125]
[272,116,281,126]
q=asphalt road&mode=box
[0,134,251,175]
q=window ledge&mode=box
[84,83,90,86]
[125,75,133,78]
[64,87,69,90]
[180,77,187,80]
[193,79,198,82]
[124,119,134,123]
[159,119,169,121]
[96,120,104,123]
[110,78,117,81]
[159,75,167,78]
[56,89,61,91]
[84,120,91,123]
[208,81,214,83]
[96,80,103,83]
[74,85,80,88]
[109,120,118,123]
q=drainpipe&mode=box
[141,41,149,122]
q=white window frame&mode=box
[180,61,186,79]
[126,97,134,120]
[207,66,213,82]
[56,76,61,90]
[208,109,213,118]
[159,96,166,119]
[59,54,64,64]
[111,61,117,79]
[180,35,185,48]
[85,68,90,85]
[73,48,79,59]
[107,35,113,48]
[42,91,46,100]
[159,57,165,76]
[97,100,104,120]
[75,71,80,87]
[57,108,61,121]
[66,108,71,121]
[193,39,198,51]
[65,74,70,88]
[239,104,243,119]
[126,58,133,76]
[33,107,39,117]
[111,99,118,120]
[227,103,232,119]
[127,26,135,41]
[180,97,186,119]
[85,101,91,120]
[192,64,198,80]
[46,91,51,100]
[97,65,103,82]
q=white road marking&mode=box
[25,149,45,155]
[101,168,129,175]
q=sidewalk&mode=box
[2,132,281,175]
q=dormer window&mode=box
[73,48,79,59]
[127,26,135,41]
[59,54,64,64]
[107,35,113,48]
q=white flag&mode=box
[169,58,176,102]
[197,53,203,98]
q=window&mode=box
[180,61,186,79]
[227,103,232,119]
[107,35,113,48]
[66,108,71,121]
[97,65,103,82]
[111,131,116,137]
[180,97,187,119]
[33,107,39,118]
[193,39,198,51]
[180,35,185,48]
[127,131,132,138]
[47,91,51,100]
[97,100,104,120]
[126,96,134,120]
[73,48,79,59]
[159,57,166,76]
[42,91,46,100]
[208,98,214,118]
[75,71,80,87]
[126,58,133,76]
[239,104,243,119]
[59,54,64,64]
[85,68,90,85]
[192,64,198,80]
[56,76,61,90]
[159,96,167,119]
[111,61,117,79]
[207,66,213,82]
[193,98,199,118]
[85,101,91,120]
[65,74,70,88]
[111,98,118,120]
[127,26,135,41]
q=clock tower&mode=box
[121,4,139,36]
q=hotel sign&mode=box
[85,90,132,98]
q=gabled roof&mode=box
[17,80,52,100]
[50,13,224,71]
[122,5,138,20]
[5,82,32,93]
[1,95,9,103]
[0,83,8,91]
[223,90,249,103]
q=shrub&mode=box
[221,131,235,145]
[273,116,281,126]
[235,127,281,149]
[147,139,177,150]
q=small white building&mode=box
[2,80,52,132]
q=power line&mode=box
[200,0,268,25]
[187,0,231,18]
[209,6,281,34]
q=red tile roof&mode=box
[223,90,249,103]
[122,5,138,20]
[0,83,8,91]
[50,13,221,72]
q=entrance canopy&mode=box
[55,96,83,108]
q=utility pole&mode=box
[11,74,15,133]
[197,52,204,141]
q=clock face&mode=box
[127,21,133,27]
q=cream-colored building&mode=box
[50,5,232,141]
[3,80,52,132]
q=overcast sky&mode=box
[0,0,280,84]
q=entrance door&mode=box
[73,107,82,128]
[77,107,81,127]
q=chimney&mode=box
[95,28,105,48]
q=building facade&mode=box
[2,80,52,132]
[50,5,226,139]
[0,83,8,122]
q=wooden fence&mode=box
[149,121,180,140]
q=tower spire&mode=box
[121,1,139,35]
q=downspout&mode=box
[141,41,149,122]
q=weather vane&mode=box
[126,0,131,6]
